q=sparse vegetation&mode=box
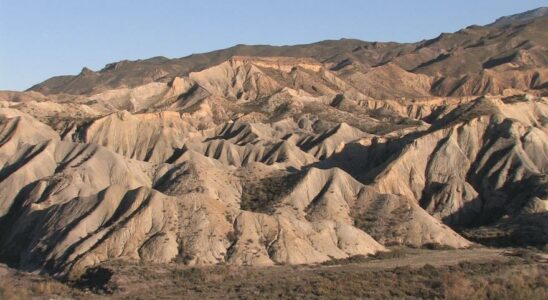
[422,242,457,250]
[320,254,370,265]
[0,267,77,299]
[240,172,302,213]
[352,197,413,245]
[321,248,409,265]
[66,250,548,299]
[1,248,545,299]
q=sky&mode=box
[0,0,546,91]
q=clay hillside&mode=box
[0,7,547,281]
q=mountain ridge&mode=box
[27,8,547,97]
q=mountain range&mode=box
[0,7,546,280]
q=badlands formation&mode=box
[0,8,547,279]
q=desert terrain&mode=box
[0,7,547,299]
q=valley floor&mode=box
[1,247,546,299]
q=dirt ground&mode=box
[1,247,546,299]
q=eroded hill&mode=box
[0,8,546,280]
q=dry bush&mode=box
[371,248,408,260]
[0,285,31,300]
[240,173,301,213]
[172,265,247,285]
[442,273,476,300]
[422,242,457,250]
[0,278,71,300]
[441,264,548,300]
[320,254,370,265]
[321,249,408,266]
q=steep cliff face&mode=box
[0,9,546,279]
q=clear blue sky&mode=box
[0,0,546,91]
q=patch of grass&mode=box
[0,285,31,300]
[171,265,246,285]
[0,272,75,300]
[504,248,545,263]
